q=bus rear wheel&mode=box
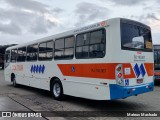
[51,79,64,101]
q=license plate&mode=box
[137,79,143,84]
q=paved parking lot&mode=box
[0,69,160,120]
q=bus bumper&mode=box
[109,82,154,100]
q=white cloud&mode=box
[0,0,160,45]
[0,0,63,36]
[75,2,110,26]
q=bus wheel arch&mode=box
[50,77,64,100]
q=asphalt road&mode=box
[0,69,160,120]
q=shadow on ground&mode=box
[6,84,148,111]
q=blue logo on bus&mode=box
[30,65,45,74]
[125,79,129,86]
[71,66,75,72]
[134,63,146,78]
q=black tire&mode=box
[12,76,17,87]
[51,79,64,101]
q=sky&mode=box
[0,0,160,45]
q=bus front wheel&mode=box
[51,79,64,101]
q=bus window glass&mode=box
[64,36,74,59]
[76,33,90,58]
[39,42,46,60]
[154,50,160,70]
[64,48,74,59]
[27,46,32,61]
[65,37,74,48]
[55,38,64,49]
[39,41,53,60]
[55,36,74,60]
[157,51,160,69]
[54,39,64,59]
[54,49,64,59]
[90,30,104,44]
[39,43,46,52]
[47,41,53,51]
[11,49,17,62]
[121,23,152,51]
[89,30,105,58]
[17,47,26,62]
[46,41,53,59]
[5,50,10,63]
[27,44,38,61]
[76,33,90,46]
[76,29,105,59]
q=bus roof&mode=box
[6,17,150,51]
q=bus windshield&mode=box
[121,21,152,52]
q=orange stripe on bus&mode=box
[144,63,154,76]
[57,63,153,80]
[57,63,118,79]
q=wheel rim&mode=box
[53,83,60,97]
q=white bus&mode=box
[4,18,154,100]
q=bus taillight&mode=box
[115,64,124,85]
[117,73,122,78]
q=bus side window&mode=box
[64,36,74,59]
[38,41,53,60]
[17,47,26,62]
[54,36,74,60]
[90,29,105,58]
[11,49,17,62]
[5,50,10,63]
[4,50,10,68]
[76,33,90,58]
[27,44,38,61]
[39,42,46,60]
[54,38,64,60]
[76,29,106,59]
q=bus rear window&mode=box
[121,23,152,52]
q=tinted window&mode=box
[65,37,74,48]
[54,36,74,60]
[17,47,26,62]
[27,44,38,61]
[64,36,74,59]
[38,41,53,60]
[47,41,53,51]
[11,49,17,62]
[76,29,106,59]
[5,50,10,63]
[90,30,105,58]
[55,38,64,49]
[76,33,90,46]
[154,50,160,70]
[39,42,46,52]
[121,22,152,51]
